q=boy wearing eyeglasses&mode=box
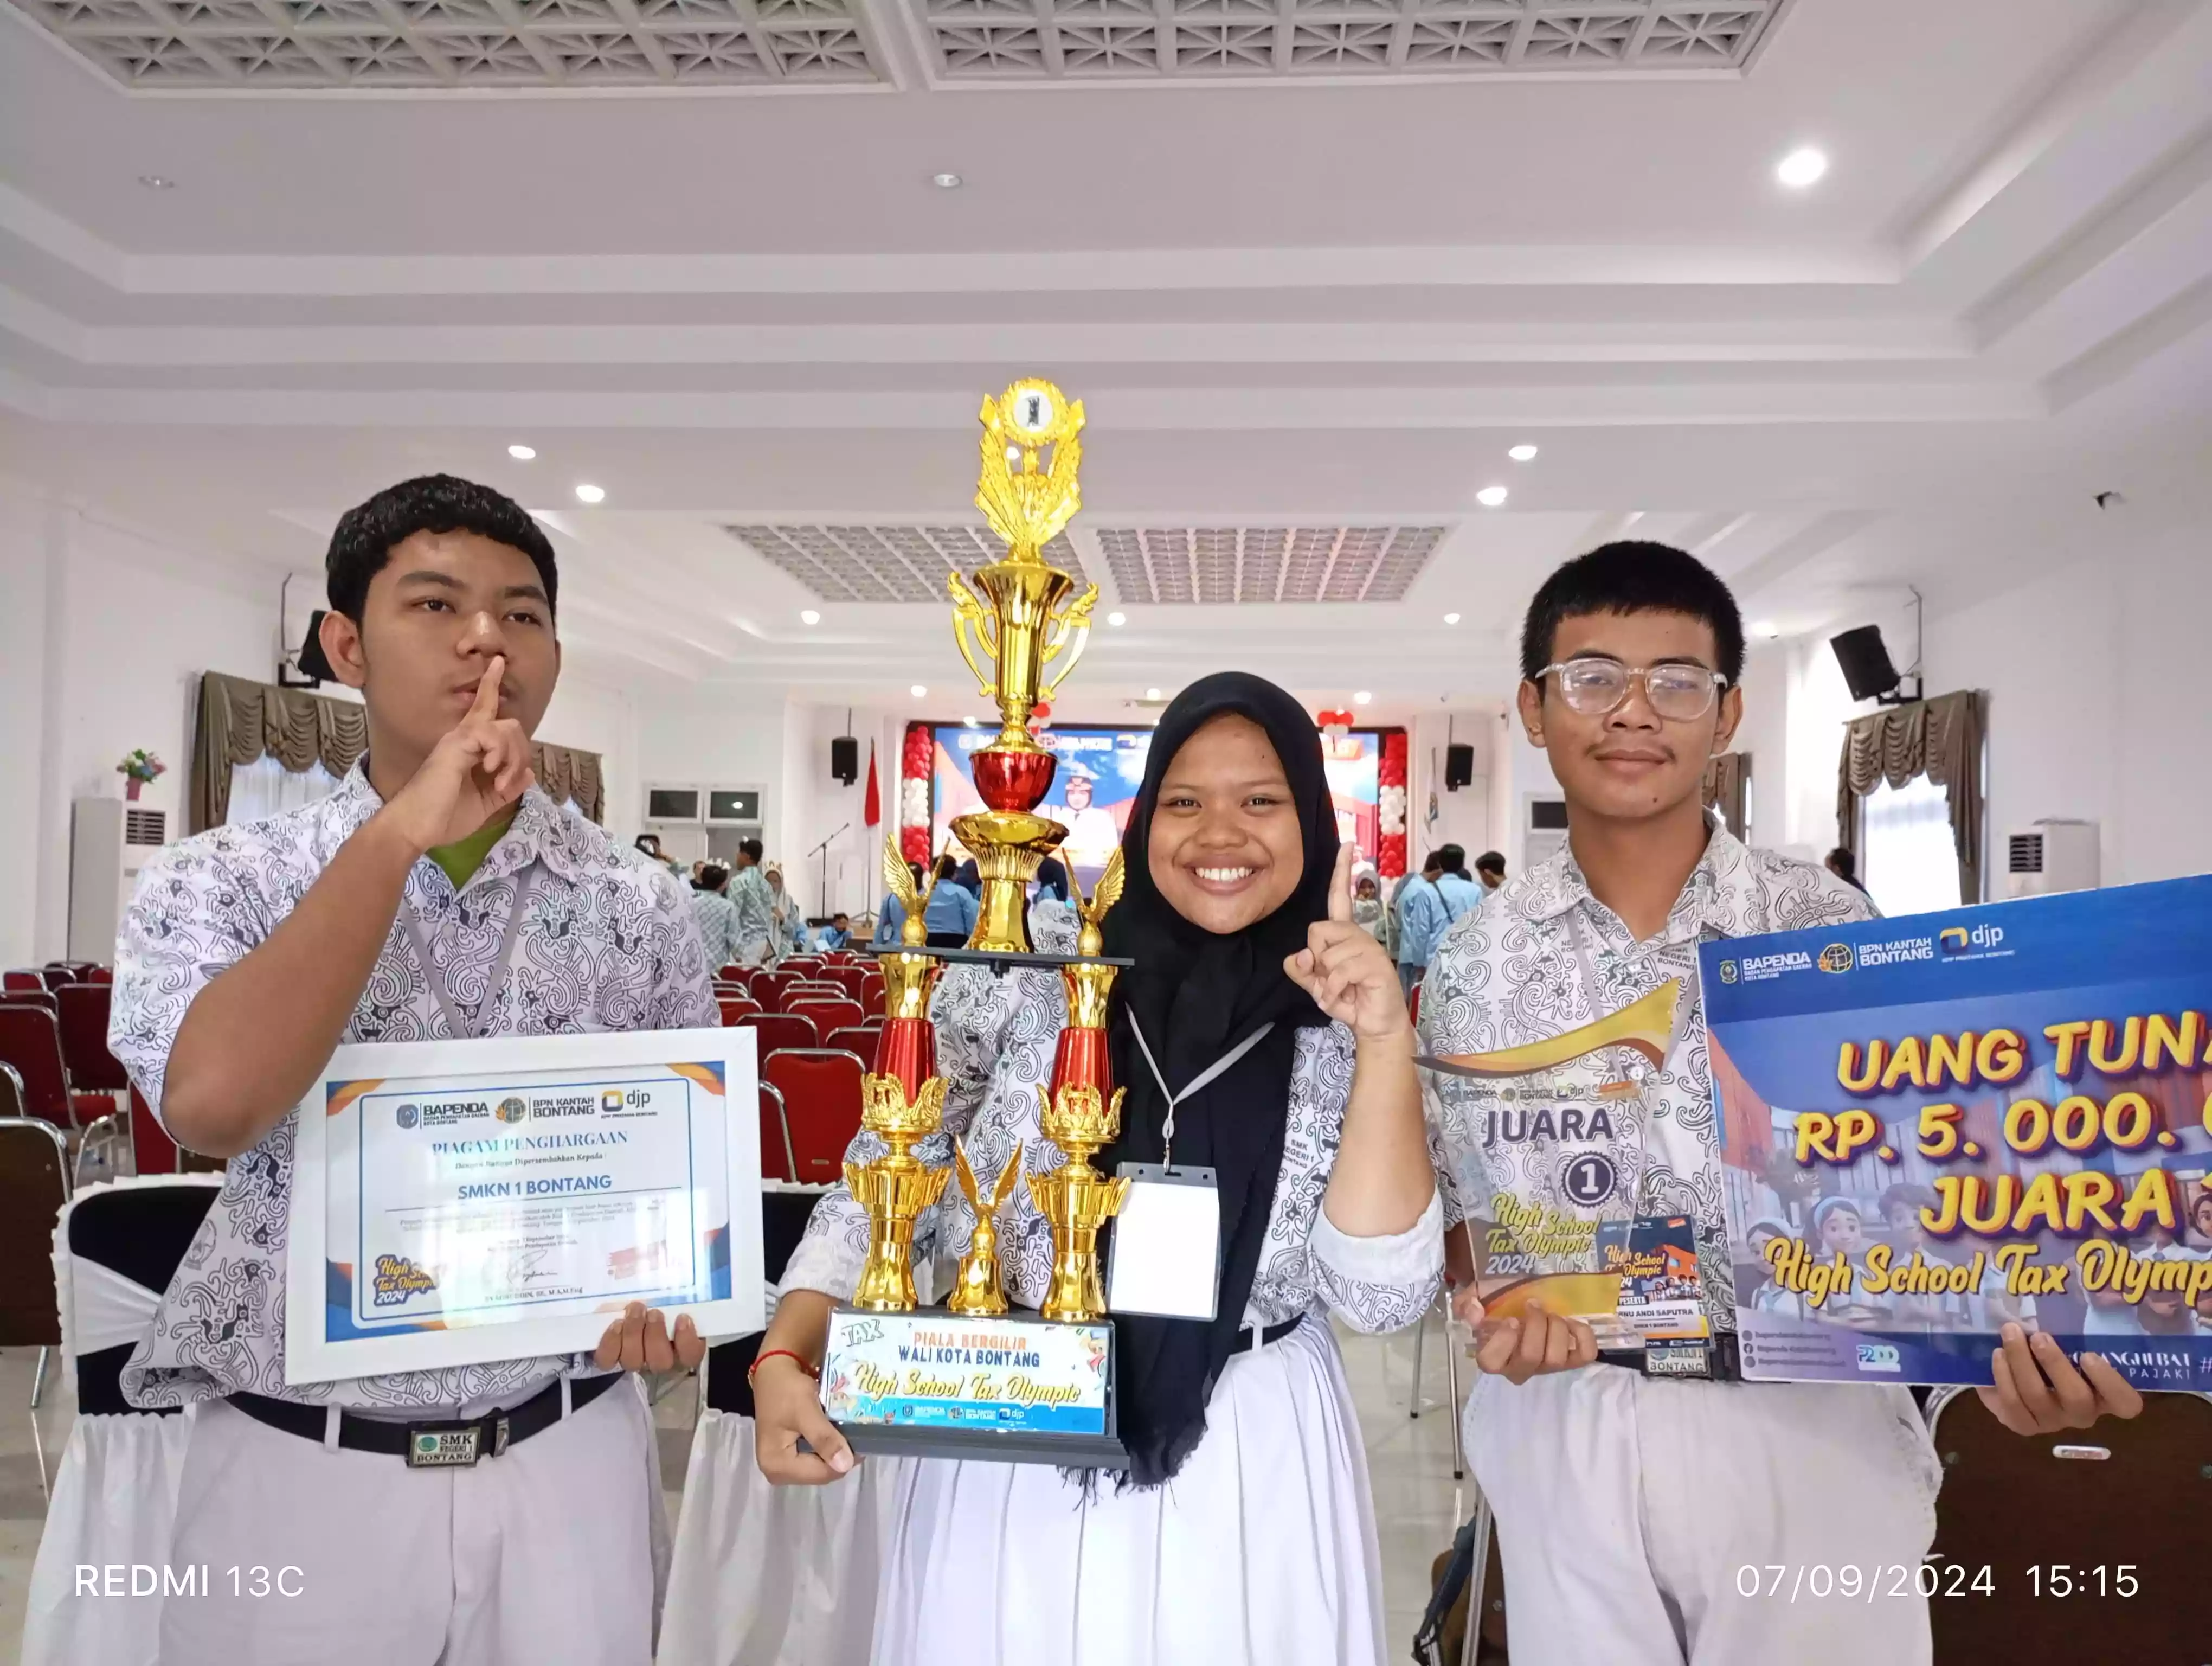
[1422,541,2142,1666]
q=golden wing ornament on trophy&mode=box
[817,380,1139,1467]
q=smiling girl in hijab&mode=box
[758,672,1443,1665]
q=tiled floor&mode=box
[2,1315,1470,1661]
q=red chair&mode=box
[780,956,824,975]
[752,970,799,1011]
[740,1012,818,1058]
[822,965,869,1001]
[4,990,56,1019]
[2,971,43,994]
[763,1049,867,1186]
[790,997,864,1037]
[57,984,128,1096]
[38,967,76,989]
[128,1084,181,1175]
[87,966,113,986]
[824,1023,883,1058]
[0,1003,123,1178]
[758,1081,795,1183]
[717,964,747,982]
[716,995,763,1027]
[781,983,846,1011]
[858,972,885,1016]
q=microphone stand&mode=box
[808,824,850,918]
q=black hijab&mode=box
[1097,672,1339,1486]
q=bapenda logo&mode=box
[1718,960,1739,984]
[1734,950,1814,982]
[1855,1342,1901,1373]
[495,1097,529,1124]
[395,1103,419,1130]
[1818,943,1855,974]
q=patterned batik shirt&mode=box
[783,904,1445,1334]
[690,886,742,972]
[109,762,718,1411]
[728,864,775,964]
[1418,821,1871,1331]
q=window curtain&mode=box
[1702,751,1750,841]
[192,671,606,831]
[1835,690,1985,905]
[225,754,343,824]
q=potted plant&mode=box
[117,749,166,802]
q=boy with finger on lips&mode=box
[101,476,717,1665]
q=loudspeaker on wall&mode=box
[1444,742,1475,790]
[829,735,859,785]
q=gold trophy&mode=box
[947,1144,1021,1317]
[818,380,1134,1466]
[946,380,1101,954]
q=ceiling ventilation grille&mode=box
[1097,526,1446,604]
[5,0,887,88]
[915,0,1787,82]
[725,525,1089,603]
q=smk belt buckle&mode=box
[406,1415,511,1469]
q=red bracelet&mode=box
[748,1348,820,1386]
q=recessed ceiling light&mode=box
[1508,444,1539,462]
[1107,611,1127,627]
[911,684,928,698]
[1354,690,1373,706]
[800,609,821,626]
[1145,687,1162,701]
[1443,612,1461,625]
[507,444,536,461]
[1751,620,1782,639]
[137,175,175,190]
[1777,146,1829,188]
[1476,485,1508,508]
[574,483,605,504]
[932,172,964,190]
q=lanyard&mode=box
[1125,1015,1276,1171]
[399,864,538,1042]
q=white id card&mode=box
[1106,1164,1220,1321]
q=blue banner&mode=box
[1701,876,2212,1389]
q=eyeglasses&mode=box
[1534,657,1729,720]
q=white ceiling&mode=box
[2,0,2209,712]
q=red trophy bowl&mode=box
[872,1017,937,1105]
[972,746,1056,813]
[1049,1022,1113,1101]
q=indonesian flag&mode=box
[863,739,880,828]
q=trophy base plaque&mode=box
[820,1306,1126,1469]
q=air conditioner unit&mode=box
[2004,819,2098,898]
[1524,794,1570,871]
[69,798,171,962]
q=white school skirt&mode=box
[869,1315,1387,1666]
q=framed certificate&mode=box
[285,1026,764,1383]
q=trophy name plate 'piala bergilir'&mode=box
[821,378,1136,1468]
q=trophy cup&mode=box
[816,380,1136,1467]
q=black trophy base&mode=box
[835,1420,1130,1470]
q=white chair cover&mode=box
[658,1410,902,1666]
[23,1174,222,1666]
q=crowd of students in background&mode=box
[631,831,850,969]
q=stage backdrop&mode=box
[902,722,1403,888]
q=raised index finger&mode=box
[467,655,506,722]
[1326,840,1353,924]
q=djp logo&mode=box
[1818,943,1854,974]
[1939,927,1969,954]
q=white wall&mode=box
[1408,707,1500,871]
[1758,523,2211,893]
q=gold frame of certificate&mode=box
[285,1026,764,1384]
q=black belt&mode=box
[1243,1316,1306,1352]
[228,1372,620,1468]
